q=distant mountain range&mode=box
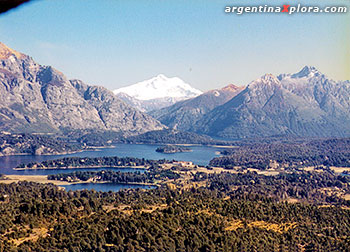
[193,66,350,138]
[150,84,244,131]
[1,42,350,140]
[0,42,164,135]
[113,74,202,112]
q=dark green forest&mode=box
[1,170,350,251]
[47,169,180,184]
[17,156,170,169]
[0,133,81,156]
[123,129,217,145]
[210,138,350,169]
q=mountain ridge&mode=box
[194,66,350,138]
[150,84,245,131]
[0,42,24,59]
[0,42,165,135]
[2,42,349,140]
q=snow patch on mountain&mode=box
[113,74,202,101]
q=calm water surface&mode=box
[0,144,222,175]
[0,144,223,190]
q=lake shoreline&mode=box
[0,143,234,157]
[0,149,84,157]
[0,144,125,157]
[0,175,73,185]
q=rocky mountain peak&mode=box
[0,42,24,60]
[291,66,320,78]
[248,74,280,90]
[221,84,241,91]
[0,43,165,135]
[194,66,350,139]
[261,73,280,83]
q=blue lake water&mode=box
[0,144,224,191]
[0,144,223,175]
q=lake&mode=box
[0,144,224,191]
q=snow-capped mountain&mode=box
[113,74,202,112]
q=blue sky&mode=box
[0,0,349,91]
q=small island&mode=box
[156,145,192,154]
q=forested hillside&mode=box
[1,170,350,251]
[210,138,350,169]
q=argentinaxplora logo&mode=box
[224,4,348,15]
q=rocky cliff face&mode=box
[0,42,165,135]
[150,84,244,131]
[71,80,164,134]
[194,67,350,139]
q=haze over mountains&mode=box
[113,74,202,112]
[1,42,350,140]
[0,42,164,135]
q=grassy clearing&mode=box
[0,175,71,185]
[7,227,49,247]
[225,220,297,234]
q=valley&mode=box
[0,0,348,249]
[1,42,350,251]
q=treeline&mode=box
[47,169,180,184]
[0,133,81,156]
[199,171,350,206]
[210,138,350,169]
[123,129,218,145]
[17,156,170,169]
[1,179,350,251]
[62,129,222,146]
[47,168,350,206]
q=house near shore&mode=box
[173,161,193,167]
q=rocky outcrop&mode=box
[71,80,164,134]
